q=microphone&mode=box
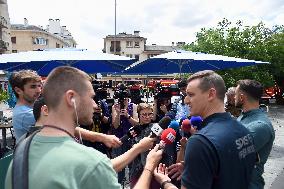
[181,119,191,138]
[190,116,203,130]
[168,120,179,131]
[119,125,142,143]
[149,116,171,138]
[181,119,191,133]
[159,128,176,149]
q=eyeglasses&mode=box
[140,113,154,117]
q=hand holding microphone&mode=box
[136,137,156,153]
[120,125,143,143]
[144,144,164,172]
[119,116,172,143]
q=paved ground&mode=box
[263,105,284,189]
[1,103,284,188]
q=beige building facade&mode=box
[103,31,146,60]
[11,18,77,52]
[103,31,183,61]
[103,31,185,83]
[0,0,12,54]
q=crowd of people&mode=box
[4,67,275,189]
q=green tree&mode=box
[0,90,9,103]
[184,18,284,104]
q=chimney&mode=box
[24,18,28,26]
[134,30,140,36]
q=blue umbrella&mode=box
[0,49,135,76]
[124,50,269,75]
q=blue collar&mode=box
[202,112,231,128]
[242,108,262,117]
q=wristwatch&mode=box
[161,180,171,189]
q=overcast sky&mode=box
[7,0,284,50]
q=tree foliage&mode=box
[184,18,284,103]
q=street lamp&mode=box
[114,0,117,55]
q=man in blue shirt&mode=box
[174,79,190,120]
[168,70,256,189]
[235,79,275,189]
[165,79,190,121]
[9,70,42,141]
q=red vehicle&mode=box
[147,79,179,89]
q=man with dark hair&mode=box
[168,70,256,189]
[5,66,162,189]
[8,70,42,141]
[235,79,275,189]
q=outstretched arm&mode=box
[75,127,122,148]
[111,137,155,172]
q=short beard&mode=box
[235,101,243,109]
[23,95,35,104]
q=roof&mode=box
[145,45,178,52]
[105,33,146,39]
[11,24,45,31]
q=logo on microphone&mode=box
[151,123,164,136]
[166,132,176,143]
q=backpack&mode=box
[12,128,41,189]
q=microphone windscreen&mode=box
[158,116,171,130]
[160,128,176,144]
[181,119,191,133]
[169,120,179,131]
[190,116,203,130]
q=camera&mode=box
[92,81,108,121]
[113,84,130,109]
[154,82,179,100]
[92,81,108,103]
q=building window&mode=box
[12,50,17,53]
[34,37,48,45]
[134,41,140,48]
[148,54,158,58]
[126,41,133,48]
[56,43,60,48]
[126,54,133,58]
[11,37,16,44]
[110,41,121,52]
